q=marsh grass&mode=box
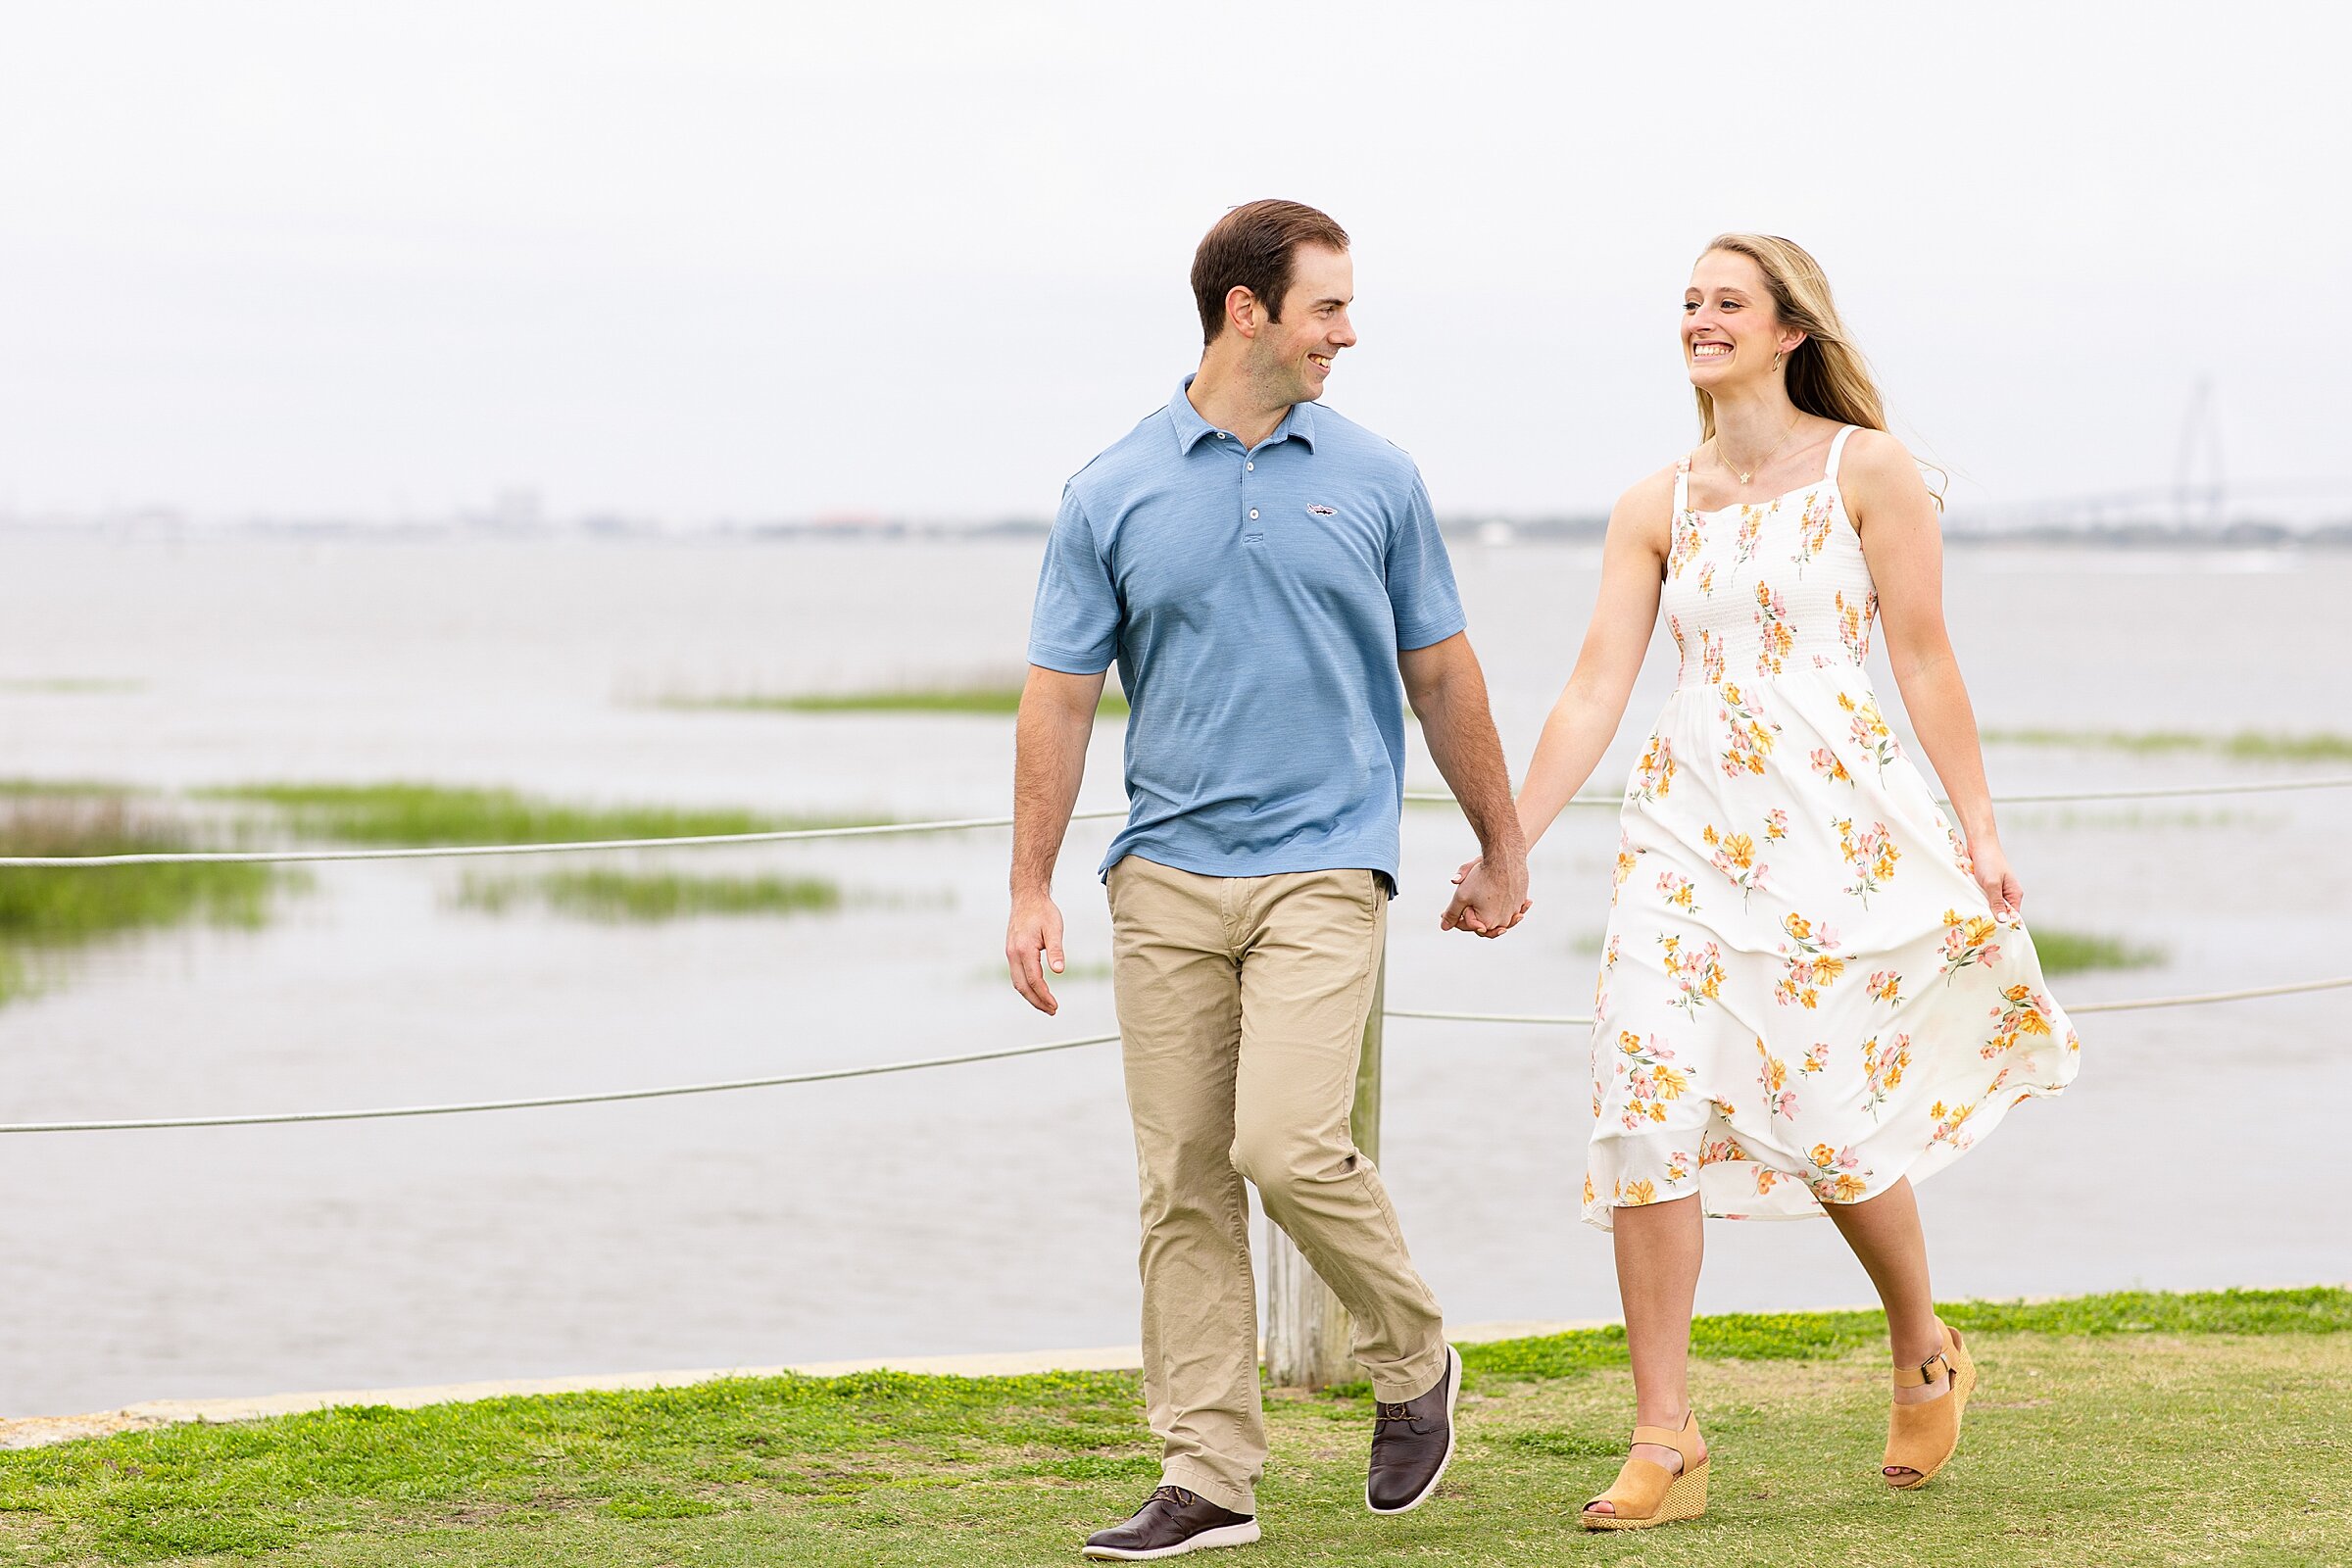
[0,678,143,695]
[0,778,137,799]
[0,797,281,1005]
[1984,726,2352,763]
[2027,927,2168,974]
[0,1288,2342,1567]
[459,870,843,922]
[660,686,1130,717]
[201,783,890,847]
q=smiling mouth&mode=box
[1307,353,1333,371]
[1690,342,1733,361]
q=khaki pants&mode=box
[1105,855,1447,1515]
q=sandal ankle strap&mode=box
[1629,1410,1700,1456]
[1891,1350,1952,1389]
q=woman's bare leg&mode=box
[1820,1176,1953,1481]
[1585,1194,1707,1513]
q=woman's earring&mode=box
[1772,349,1784,372]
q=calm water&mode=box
[1,533,2346,1417]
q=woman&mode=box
[1486,234,2080,1527]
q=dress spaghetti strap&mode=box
[1673,455,1692,515]
[1825,424,1860,483]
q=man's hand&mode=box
[1005,888,1068,1014]
[1442,855,1532,937]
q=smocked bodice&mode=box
[1662,428,1878,691]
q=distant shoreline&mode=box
[3,516,2348,550]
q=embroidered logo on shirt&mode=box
[1305,504,1337,516]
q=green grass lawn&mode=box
[3,1289,2344,1566]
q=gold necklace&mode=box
[1716,415,1802,486]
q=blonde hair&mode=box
[1693,233,1886,440]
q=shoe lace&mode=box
[1148,1485,1199,1507]
[1375,1400,1419,1425]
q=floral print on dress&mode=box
[1670,514,1705,578]
[1861,1032,1911,1117]
[1938,908,2005,982]
[1613,1029,1690,1130]
[1658,933,1726,1016]
[1807,1142,1871,1202]
[1583,433,2078,1230]
[1755,1036,1798,1120]
[1632,735,1677,803]
[1836,588,1875,662]
[1838,691,1901,779]
[1834,816,1901,906]
[1754,583,1795,674]
[1775,912,1846,1008]
[1791,489,1838,574]
[1719,683,1779,777]
[1983,983,2056,1059]
[1701,823,1770,906]
[1730,504,1768,580]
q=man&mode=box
[1006,199,1530,1560]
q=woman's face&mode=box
[1683,248,1803,391]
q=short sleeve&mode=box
[1385,467,1467,651]
[1025,486,1121,673]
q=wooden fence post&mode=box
[1263,946,1385,1389]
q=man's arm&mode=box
[1398,632,1529,936]
[1006,663,1108,1013]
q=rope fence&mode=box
[5,771,2347,1134]
[3,775,2347,868]
[7,977,2345,1136]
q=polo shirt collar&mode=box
[1169,374,1319,454]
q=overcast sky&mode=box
[0,1,2341,524]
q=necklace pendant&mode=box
[1737,470,1751,484]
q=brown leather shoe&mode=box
[1366,1344,1461,1513]
[1081,1485,1260,1559]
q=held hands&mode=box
[1442,854,1533,938]
[1005,889,1067,1014]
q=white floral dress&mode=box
[1584,426,2080,1228]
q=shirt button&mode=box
[1249,509,1259,519]
[1246,462,1253,470]
[1216,432,1228,439]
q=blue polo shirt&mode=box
[1027,375,1466,886]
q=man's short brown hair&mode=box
[1191,200,1350,345]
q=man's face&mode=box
[1248,244,1356,404]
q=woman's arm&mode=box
[1843,429,2022,918]
[1515,466,1675,849]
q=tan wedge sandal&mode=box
[1580,1410,1707,1531]
[1883,1320,1977,1490]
